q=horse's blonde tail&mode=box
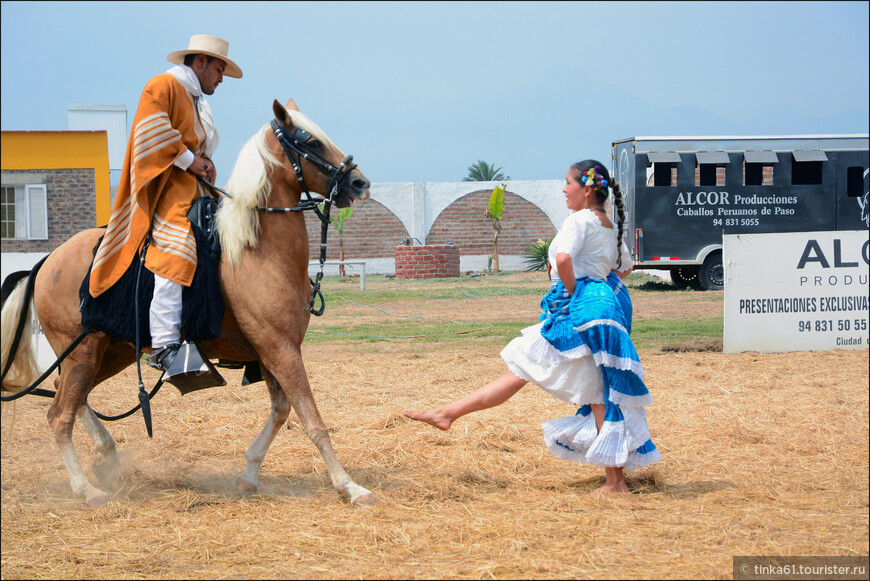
[1,278,41,394]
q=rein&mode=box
[0,253,164,424]
[200,118,358,316]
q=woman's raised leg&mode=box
[404,370,527,430]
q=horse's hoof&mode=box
[86,494,111,508]
[351,492,379,506]
[93,458,122,489]
[237,477,258,496]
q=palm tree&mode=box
[463,160,510,182]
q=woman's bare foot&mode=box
[588,467,630,495]
[404,408,453,430]
[588,482,631,496]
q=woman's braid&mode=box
[611,181,626,270]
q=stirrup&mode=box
[163,342,226,395]
[146,343,180,373]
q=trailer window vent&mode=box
[744,151,779,164]
[743,151,778,186]
[744,163,774,186]
[651,164,676,187]
[696,164,725,186]
[847,166,867,197]
[791,151,826,185]
[792,161,823,185]
[694,152,729,186]
[646,153,681,187]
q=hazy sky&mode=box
[2,1,868,185]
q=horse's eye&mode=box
[308,140,322,150]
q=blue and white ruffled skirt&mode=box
[500,273,660,471]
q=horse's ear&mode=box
[272,99,293,127]
[284,98,299,112]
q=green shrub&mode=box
[523,236,553,272]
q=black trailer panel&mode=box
[612,135,869,290]
[631,152,843,261]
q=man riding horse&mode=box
[88,34,242,377]
[2,34,377,506]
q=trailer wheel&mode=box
[670,266,700,289]
[699,252,724,291]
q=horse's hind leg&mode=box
[270,350,377,506]
[47,335,113,507]
[237,372,292,494]
[78,404,121,488]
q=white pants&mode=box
[150,274,183,349]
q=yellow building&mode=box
[1,130,110,254]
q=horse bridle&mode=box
[202,118,359,316]
[268,119,356,212]
[269,118,358,316]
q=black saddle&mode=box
[187,195,222,263]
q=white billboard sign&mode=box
[724,230,869,354]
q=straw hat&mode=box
[167,34,243,78]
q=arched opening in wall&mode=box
[304,198,409,260]
[426,190,557,255]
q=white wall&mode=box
[323,178,568,274]
[369,179,568,243]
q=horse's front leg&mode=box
[47,336,113,507]
[268,348,378,506]
[77,403,121,489]
[237,370,292,494]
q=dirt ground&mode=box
[2,273,867,579]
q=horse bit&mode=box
[202,118,358,316]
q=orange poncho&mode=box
[89,72,213,298]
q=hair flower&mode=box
[581,167,609,193]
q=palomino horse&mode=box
[1,99,377,507]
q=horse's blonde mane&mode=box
[216,110,338,266]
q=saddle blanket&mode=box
[79,220,224,347]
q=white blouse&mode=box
[548,209,632,282]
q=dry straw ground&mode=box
[2,272,868,579]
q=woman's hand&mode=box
[614,267,633,280]
[556,253,575,295]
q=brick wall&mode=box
[394,244,460,279]
[1,168,97,253]
[426,190,557,254]
[303,198,409,260]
